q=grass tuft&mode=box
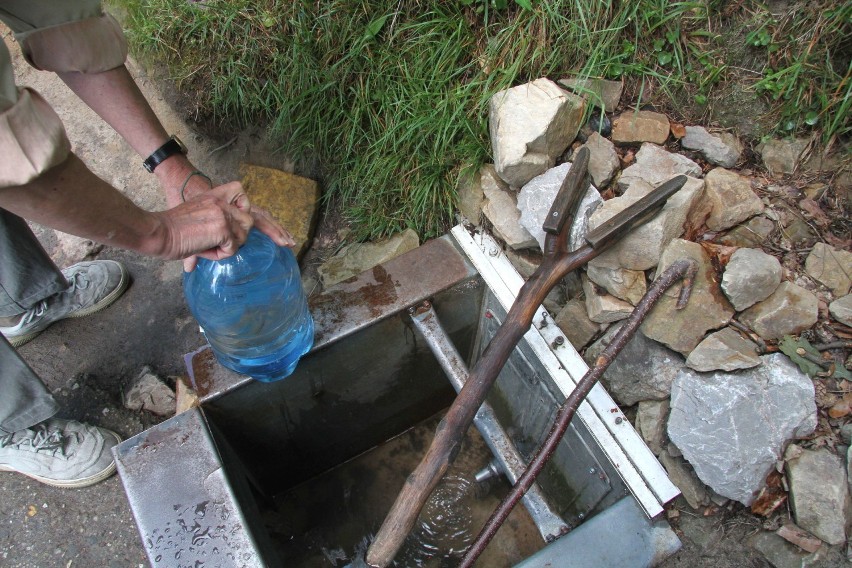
[115,0,851,239]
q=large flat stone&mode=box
[558,77,623,110]
[581,132,620,188]
[786,447,851,545]
[617,143,702,191]
[721,247,782,311]
[489,78,586,187]
[317,229,419,287]
[587,176,705,271]
[681,126,741,168]
[642,239,735,355]
[583,276,633,323]
[585,322,685,406]
[482,170,537,250]
[517,162,603,251]
[804,242,852,296]
[685,327,761,372]
[757,138,810,176]
[668,353,816,505]
[829,294,852,327]
[739,282,819,340]
[636,399,669,456]
[611,110,670,145]
[701,168,765,231]
[586,264,647,305]
[555,298,600,350]
[240,164,320,259]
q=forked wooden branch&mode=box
[458,258,699,568]
[365,162,689,567]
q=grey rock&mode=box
[505,248,542,279]
[318,229,420,287]
[786,447,851,545]
[456,164,487,222]
[642,239,735,355]
[668,353,817,505]
[659,453,709,510]
[558,77,623,111]
[636,399,670,456]
[586,264,647,306]
[555,298,601,350]
[482,174,537,250]
[740,282,819,340]
[804,243,852,296]
[588,176,705,271]
[517,162,603,251]
[583,276,634,323]
[701,168,765,231]
[681,126,741,168]
[757,138,810,176]
[722,248,783,311]
[585,322,685,406]
[685,327,761,372]
[489,78,586,187]
[718,216,776,248]
[617,143,702,192]
[829,294,852,327]
[543,285,567,314]
[123,366,176,417]
[611,110,670,145]
[581,132,620,188]
[840,424,852,446]
[749,531,828,568]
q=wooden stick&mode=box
[459,259,698,568]
[365,175,688,568]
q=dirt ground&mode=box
[0,28,844,568]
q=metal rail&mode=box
[409,302,570,543]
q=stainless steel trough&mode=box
[114,226,683,567]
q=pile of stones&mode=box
[454,77,852,563]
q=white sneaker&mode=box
[0,419,121,488]
[1,260,129,347]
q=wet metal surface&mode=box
[115,230,676,568]
[114,408,280,567]
[186,235,477,402]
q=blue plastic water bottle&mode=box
[183,229,314,382]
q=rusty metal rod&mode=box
[458,258,699,568]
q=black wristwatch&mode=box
[143,135,187,173]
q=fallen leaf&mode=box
[671,122,686,139]
[620,150,635,167]
[751,471,787,517]
[828,392,852,419]
[798,198,831,226]
[699,242,738,267]
[26,505,36,517]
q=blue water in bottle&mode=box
[183,229,314,382]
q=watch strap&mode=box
[143,136,186,173]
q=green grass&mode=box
[115,0,851,239]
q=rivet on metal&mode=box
[551,336,564,349]
[615,416,623,425]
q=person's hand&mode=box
[149,182,294,271]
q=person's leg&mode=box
[0,207,130,348]
[0,209,67,320]
[0,335,121,488]
[0,335,58,434]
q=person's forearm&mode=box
[57,66,207,206]
[0,155,167,256]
